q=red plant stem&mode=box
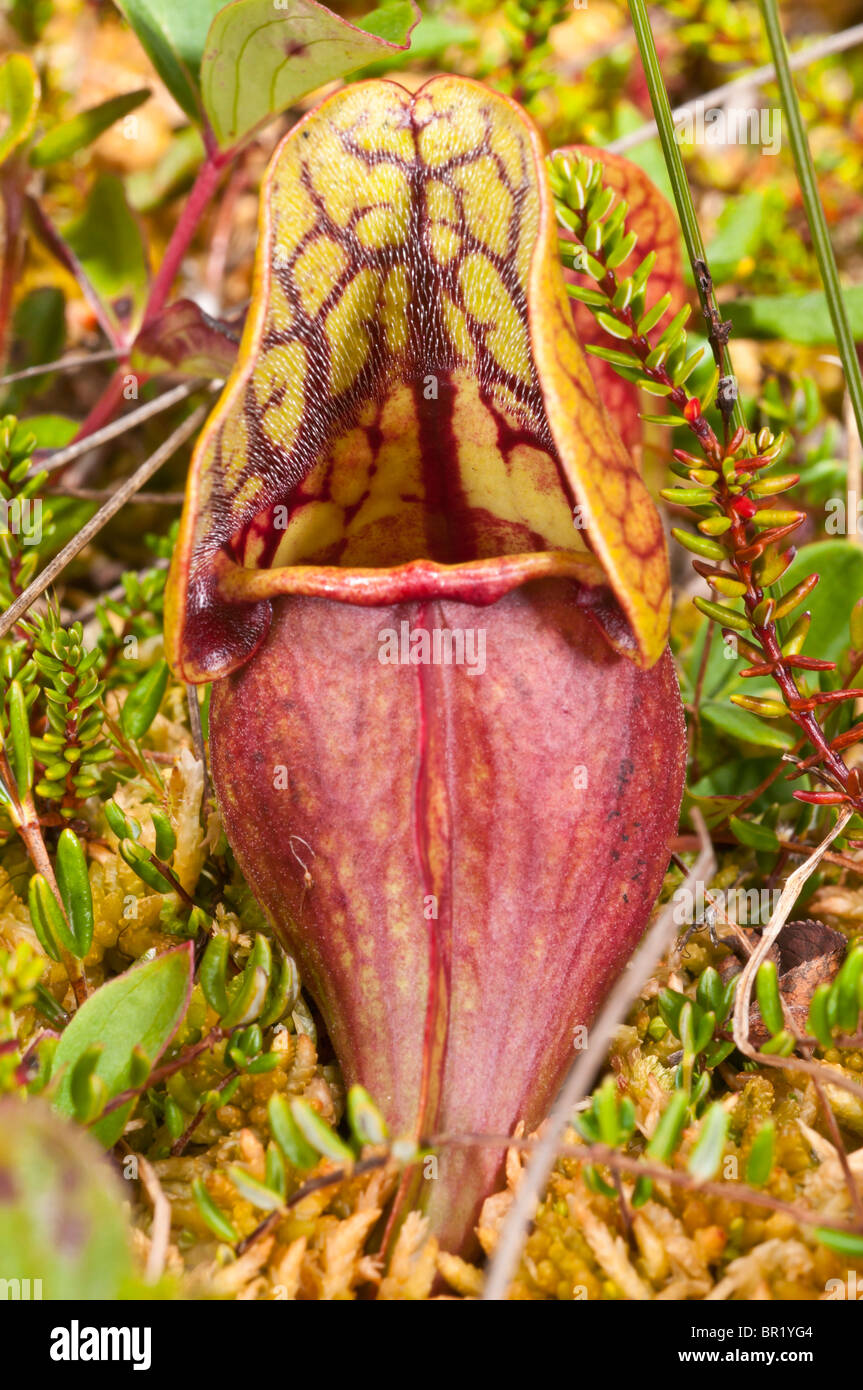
[64,151,230,450]
[143,153,228,329]
[69,368,129,448]
[170,1068,238,1157]
[0,748,88,1006]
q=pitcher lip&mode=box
[169,548,642,683]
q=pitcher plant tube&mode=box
[166,75,686,1255]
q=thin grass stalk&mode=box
[758,0,863,446]
[627,0,745,434]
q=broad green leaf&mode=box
[19,413,78,448]
[113,0,225,123]
[688,755,797,812]
[703,190,767,285]
[777,541,863,667]
[729,814,780,853]
[62,174,149,319]
[701,700,795,752]
[0,52,39,165]
[0,1099,135,1298]
[30,88,150,167]
[726,286,863,345]
[52,942,193,1146]
[2,286,66,413]
[357,10,475,70]
[201,0,420,148]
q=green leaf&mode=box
[70,1045,107,1123]
[346,1084,389,1147]
[105,798,140,841]
[632,1174,653,1207]
[657,986,688,1037]
[646,1089,689,1163]
[725,287,863,346]
[17,414,77,449]
[27,875,63,963]
[777,542,863,668]
[264,1141,286,1199]
[228,1164,286,1212]
[290,1097,354,1164]
[814,1226,863,1259]
[268,1092,319,1170]
[200,0,420,148]
[7,678,33,795]
[807,983,834,1050]
[756,959,784,1036]
[834,945,863,1034]
[258,951,298,1029]
[2,286,65,411]
[56,828,94,958]
[729,814,781,853]
[745,1120,775,1186]
[703,190,768,285]
[113,0,225,123]
[62,174,149,319]
[687,1102,728,1180]
[151,810,176,863]
[0,52,39,165]
[593,1078,619,1147]
[221,932,272,1027]
[52,942,193,1146]
[30,88,150,167]
[118,839,175,895]
[701,701,796,752]
[357,10,475,70]
[0,1098,136,1298]
[192,1176,238,1244]
[120,658,169,740]
[696,966,724,1017]
[200,932,230,1016]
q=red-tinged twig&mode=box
[432,1132,863,1239]
[170,1070,238,1157]
[98,1025,228,1122]
[233,1155,392,1257]
[551,156,863,822]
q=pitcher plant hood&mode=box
[165,75,671,680]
